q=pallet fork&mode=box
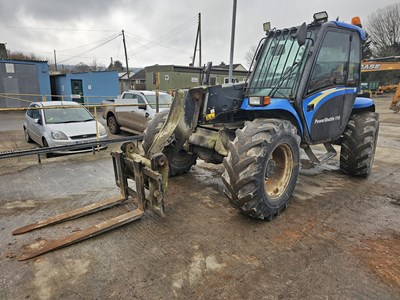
[12,142,168,260]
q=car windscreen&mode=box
[145,94,172,109]
[44,107,94,124]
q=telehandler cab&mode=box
[14,11,379,260]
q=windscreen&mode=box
[44,106,94,124]
[145,93,173,109]
[247,29,313,99]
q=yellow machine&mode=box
[361,59,400,111]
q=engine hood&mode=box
[46,121,103,137]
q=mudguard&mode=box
[241,98,303,135]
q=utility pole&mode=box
[228,0,237,83]
[192,13,202,67]
[122,30,131,89]
[199,13,202,67]
[54,50,57,71]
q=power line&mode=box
[57,33,121,52]
[58,33,121,64]
[0,25,117,32]
[125,15,197,55]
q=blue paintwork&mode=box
[0,59,51,97]
[331,21,366,40]
[354,97,375,109]
[302,87,357,131]
[53,71,119,104]
[241,98,303,135]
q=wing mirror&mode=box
[295,22,307,46]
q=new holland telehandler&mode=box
[14,11,379,260]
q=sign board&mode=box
[5,63,15,73]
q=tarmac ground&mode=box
[0,96,399,299]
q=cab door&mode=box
[302,30,361,142]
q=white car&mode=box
[24,101,108,156]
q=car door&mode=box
[115,93,134,127]
[129,94,150,132]
[26,104,43,143]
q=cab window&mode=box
[122,93,135,99]
[347,32,361,87]
[308,31,351,93]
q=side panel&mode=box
[302,87,357,142]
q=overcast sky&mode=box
[0,0,396,69]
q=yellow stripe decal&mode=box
[308,87,347,108]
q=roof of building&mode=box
[0,57,48,63]
[131,69,145,80]
[145,64,248,74]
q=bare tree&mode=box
[7,50,44,61]
[244,45,257,69]
[366,3,400,57]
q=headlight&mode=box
[51,130,68,140]
[99,124,107,136]
[248,96,271,106]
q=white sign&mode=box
[5,63,15,73]
[88,85,92,90]
[191,77,199,83]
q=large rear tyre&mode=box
[222,119,300,220]
[142,111,197,176]
[340,112,379,177]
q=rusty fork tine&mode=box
[12,194,127,235]
[18,208,144,261]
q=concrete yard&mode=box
[0,96,399,299]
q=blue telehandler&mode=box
[13,11,379,260]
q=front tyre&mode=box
[42,138,53,158]
[24,127,33,143]
[222,119,300,220]
[340,112,379,177]
[142,111,197,176]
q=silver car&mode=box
[24,101,108,156]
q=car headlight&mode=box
[99,124,107,136]
[51,130,69,140]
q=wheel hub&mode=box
[266,159,276,178]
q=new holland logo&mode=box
[314,115,340,124]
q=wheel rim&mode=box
[264,144,294,200]
[108,117,116,133]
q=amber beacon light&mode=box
[351,16,362,28]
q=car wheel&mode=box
[24,127,33,143]
[42,138,53,158]
[107,114,121,134]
